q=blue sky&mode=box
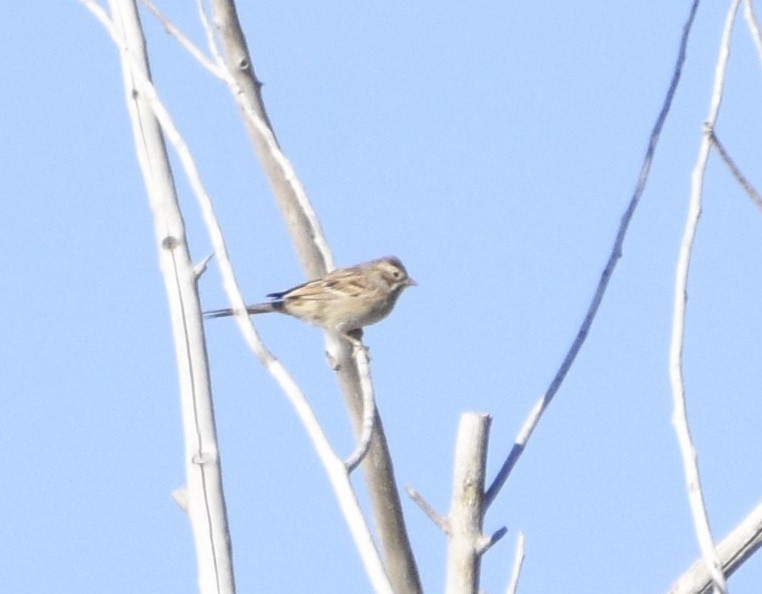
[3,2,762,592]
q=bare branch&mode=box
[140,0,224,78]
[81,1,235,591]
[210,0,334,275]
[505,532,526,594]
[476,526,508,555]
[744,0,762,68]
[406,486,450,533]
[667,501,762,594]
[208,3,422,591]
[195,0,223,67]
[669,3,742,593]
[706,126,762,213]
[344,343,376,472]
[484,0,702,507]
[193,252,214,279]
[446,413,491,594]
[172,488,189,513]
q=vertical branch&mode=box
[668,2,741,593]
[207,2,422,592]
[706,129,762,212]
[101,1,235,592]
[445,413,491,594]
[343,346,377,472]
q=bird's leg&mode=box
[344,329,370,359]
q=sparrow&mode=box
[204,256,415,335]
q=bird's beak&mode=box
[406,277,417,287]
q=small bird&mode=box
[204,256,415,336]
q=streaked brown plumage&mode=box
[204,256,415,334]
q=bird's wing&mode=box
[269,267,368,301]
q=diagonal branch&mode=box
[706,127,762,213]
[667,501,762,594]
[206,3,422,592]
[140,0,223,78]
[484,0,702,507]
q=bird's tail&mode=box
[203,302,278,319]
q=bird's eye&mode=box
[392,270,402,279]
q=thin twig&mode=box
[505,531,526,594]
[195,0,224,68]
[476,526,508,555]
[344,343,376,472]
[669,3,742,594]
[484,0,702,507]
[140,0,224,78]
[667,501,762,593]
[193,252,215,278]
[706,126,762,213]
[405,486,450,533]
[744,0,762,68]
